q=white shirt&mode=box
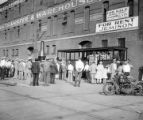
[122,64,131,73]
[84,64,89,71]
[0,60,6,67]
[75,60,84,72]
[68,64,74,71]
[7,61,11,68]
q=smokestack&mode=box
[38,41,45,60]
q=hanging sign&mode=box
[96,16,138,33]
[107,7,129,21]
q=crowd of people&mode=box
[0,56,135,87]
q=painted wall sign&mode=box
[90,13,102,21]
[75,17,84,24]
[0,0,8,5]
[96,16,138,33]
[107,7,129,21]
[0,0,101,31]
[0,0,25,12]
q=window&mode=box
[53,15,57,36]
[70,10,75,32]
[128,0,134,16]
[5,10,8,19]
[46,45,50,55]
[12,49,15,57]
[103,1,109,22]
[4,30,7,40]
[84,6,90,30]
[40,0,43,5]
[3,50,5,56]
[6,49,8,57]
[118,38,125,47]
[39,20,42,31]
[17,26,20,37]
[102,40,108,47]
[19,3,21,14]
[47,17,52,36]
[15,49,19,56]
[52,45,56,55]
[62,12,68,25]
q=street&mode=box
[0,80,143,120]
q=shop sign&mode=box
[96,16,138,33]
[107,7,129,21]
[0,0,25,12]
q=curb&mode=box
[0,81,17,86]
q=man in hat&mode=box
[31,58,40,86]
[50,58,58,84]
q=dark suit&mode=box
[31,61,40,86]
[50,61,58,84]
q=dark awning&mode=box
[58,46,127,53]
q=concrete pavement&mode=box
[0,79,143,120]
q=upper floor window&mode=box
[128,0,134,16]
[39,20,42,31]
[103,1,109,22]
[84,6,90,31]
[46,45,50,55]
[5,10,8,19]
[52,45,56,55]
[102,40,108,47]
[40,0,43,5]
[15,49,19,56]
[118,38,126,47]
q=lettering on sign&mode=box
[0,0,25,12]
[0,0,8,5]
[96,16,138,33]
[107,7,129,21]
[0,0,101,31]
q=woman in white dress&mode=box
[95,61,104,84]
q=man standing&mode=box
[84,61,90,83]
[89,61,97,83]
[0,58,6,80]
[43,57,51,86]
[122,60,133,76]
[31,58,40,86]
[75,58,84,87]
[109,58,117,79]
[50,58,58,84]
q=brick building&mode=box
[0,0,143,78]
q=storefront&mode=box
[58,46,127,65]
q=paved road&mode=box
[0,80,143,120]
